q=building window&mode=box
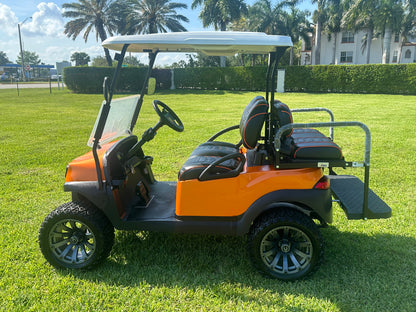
[392,50,398,63]
[340,51,353,63]
[341,32,354,43]
[394,33,400,42]
[405,49,411,59]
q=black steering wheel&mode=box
[152,100,184,132]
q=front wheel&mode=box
[247,208,323,280]
[39,201,114,269]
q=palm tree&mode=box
[374,0,404,63]
[192,0,248,66]
[342,0,375,64]
[311,0,326,64]
[192,0,248,31]
[123,0,189,34]
[397,0,416,62]
[343,0,403,64]
[325,0,348,64]
[249,0,296,35]
[281,6,312,65]
[63,0,120,66]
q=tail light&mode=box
[314,175,330,190]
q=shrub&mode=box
[64,64,416,95]
[64,67,171,94]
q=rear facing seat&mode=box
[273,101,343,160]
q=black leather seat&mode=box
[273,101,343,160]
[178,96,269,181]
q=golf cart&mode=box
[39,32,391,280]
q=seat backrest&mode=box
[272,100,293,137]
[239,96,269,149]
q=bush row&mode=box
[64,64,416,95]
[63,66,171,94]
[285,64,416,94]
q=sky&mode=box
[0,0,314,67]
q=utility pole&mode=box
[18,17,31,82]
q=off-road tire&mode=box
[247,208,323,280]
[39,201,114,270]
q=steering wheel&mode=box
[152,100,184,132]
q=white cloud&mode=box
[21,2,64,38]
[0,3,18,36]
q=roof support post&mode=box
[130,51,158,131]
[92,44,128,190]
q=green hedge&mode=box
[284,64,416,94]
[174,66,267,90]
[64,64,416,95]
[63,67,171,94]
[175,64,416,94]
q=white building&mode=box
[301,30,416,65]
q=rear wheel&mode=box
[39,201,114,269]
[247,208,323,280]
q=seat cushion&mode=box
[190,141,239,157]
[178,155,239,181]
[283,133,343,160]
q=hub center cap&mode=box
[69,233,83,244]
[280,239,291,253]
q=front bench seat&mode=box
[178,96,269,181]
[273,101,343,160]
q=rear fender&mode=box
[236,189,332,235]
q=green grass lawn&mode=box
[0,88,415,311]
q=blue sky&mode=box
[0,0,314,67]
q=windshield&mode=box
[87,95,139,147]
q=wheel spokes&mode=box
[261,225,313,275]
[49,218,96,265]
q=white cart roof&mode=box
[102,31,293,56]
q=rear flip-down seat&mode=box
[273,101,343,161]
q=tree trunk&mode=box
[290,47,294,65]
[366,28,373,64]
[331,33,337,64]
[382,28,392,64]
[103,48,113,67]
[220,22,226,67]
[96,22,112,66]
[397,34,403,64]
[314,20,322,65]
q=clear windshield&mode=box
[87,95,139,147]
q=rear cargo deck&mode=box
[330,175,391,220]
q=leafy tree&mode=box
[63,0,121,66]
[71,52,90,66]
[16,51,41,66]
[124,55,144,66]
[0,51,10,65]
[122,0,189,34]
[91,56,109,66]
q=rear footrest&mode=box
[329,175,391,220]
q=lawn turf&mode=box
[0,88,415,311]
